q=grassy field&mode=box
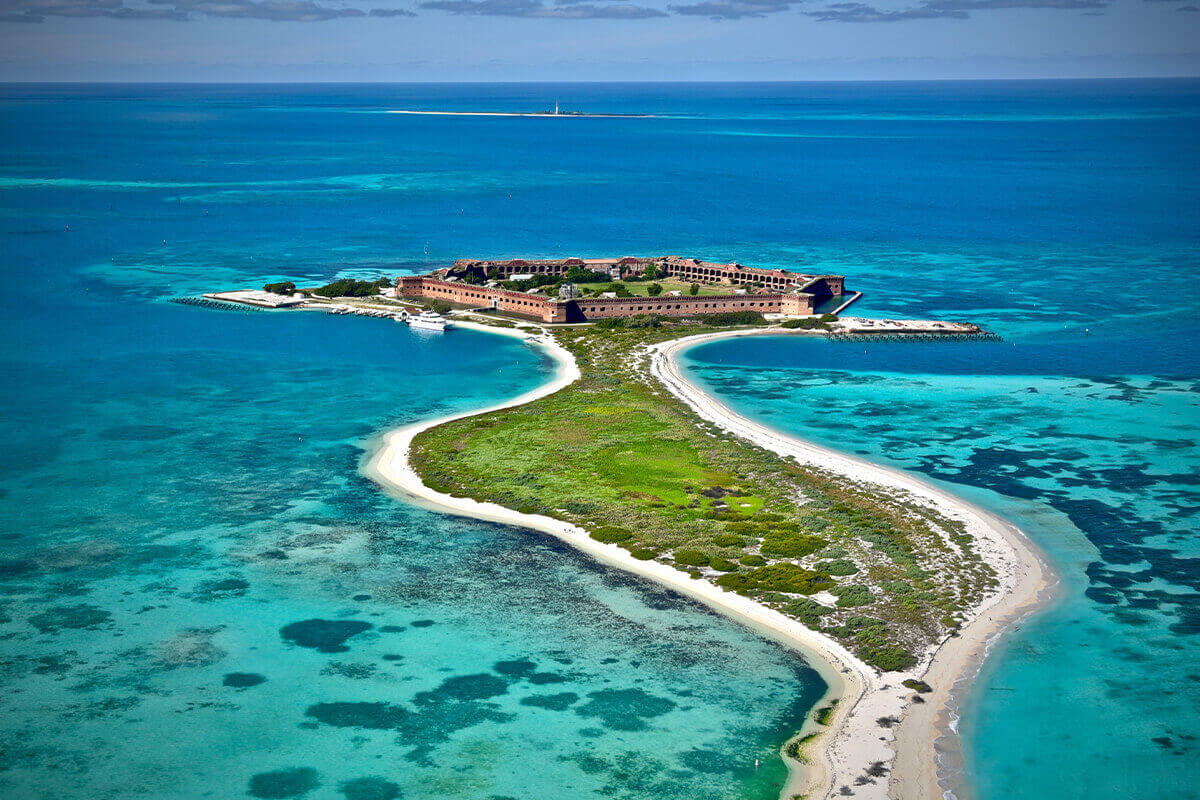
[410,321,998,672]
[573,278,738,297]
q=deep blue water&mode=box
[1,81,1198,800]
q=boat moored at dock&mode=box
[407,310,452,332]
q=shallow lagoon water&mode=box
[2,81,1198,799]
[0,306,822,799]
[682,330,1200,798]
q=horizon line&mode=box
[3,76,1200,86]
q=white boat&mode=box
[407,310,452,332]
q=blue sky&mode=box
[1,0,1197,80]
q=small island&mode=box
[201,256,1044,800]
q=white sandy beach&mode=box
[363,322,1053,800]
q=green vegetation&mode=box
[673,549,710,567]
[784,732,818,761]
[263,281,296,294]
[574,278,732,298]
[820,558,859,576]
[646,283,664,296]
[831,584,874,607]
[595,314,661,330]
[312,277,391,298]
[693,310,768,327]
[781,313,840,331]
[903,678,933,693]
[408,324,998,671]
[814,699,838,726]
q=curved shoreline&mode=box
[652,329,1055,800]
[363,321,1053,800]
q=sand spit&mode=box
[650,330,1054,800]
[364,322,1051,800]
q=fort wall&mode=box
[402,256,839,324]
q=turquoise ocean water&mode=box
[1,81,1197,799]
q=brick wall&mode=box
[397,276,824,324]
[570,294,785,320]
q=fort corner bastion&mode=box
[397,256,847,324]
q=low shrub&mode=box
[263,281,296,294]
[713,534,745,547]
[760,533,827,559]
[624,314,661,329]
[312,278,390,298]
[673,549,710,567]
[783,597,833,626]
[708,558,740,572]
[780,316,829,330]
[902,679,932,694]
[739,554,766,567]
[715,564,833,595]
[628,547,658,561]
[820,558,859,576]
[831,584,874,607]
[860,644,917,672]
[590,526,632,543]
[696,311,767,327]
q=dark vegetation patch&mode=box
[28,604,111,633]
[306,702,408,730]
[589,526,632,544]
[339,777,401,800]
[280,619,372,653]
[434,673,509,700]
[247,768,320,798]
[224,672,266,688]
[494,658,537,678]
[190,576,250,602]
[410,619,435,628]
[528,672,569,685]
[831,584,874,607]
[574,688,677,732]
[519,692,579,711]
[716,564,833,595]
[821,558,859,576]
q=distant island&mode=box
[386,103,653,119]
